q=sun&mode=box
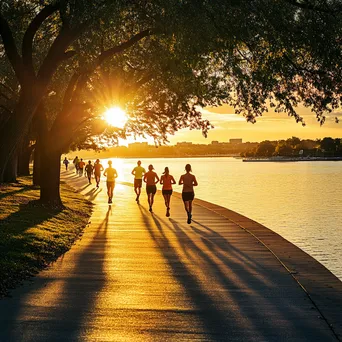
[103,107,128,128]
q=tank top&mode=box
[162,174,173,190]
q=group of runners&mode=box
[66,158,198,224]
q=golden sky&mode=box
[119,105,342,145]
[168,105,342,144]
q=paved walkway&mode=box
[0,169,341,341]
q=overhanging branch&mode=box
[0,14,26,85]
[22,3,60,76]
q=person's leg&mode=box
[107,182,111,202]
[163,193,168,208]
[87,172,91,183]
[110,183,114,199]
[151,193,155,208]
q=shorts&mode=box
[162,189,173,195]
[134,179,143,188]
[146,185,157,194]
[106,181,115,190]
[182,192,194,202]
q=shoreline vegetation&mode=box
[0,176,92,298]
[75,136,342,160]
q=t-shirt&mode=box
[94,163,103,174]
[105,167,117,182]
[85,164,93,173]
[79,161,85,169]
[132,166,146,179]
[161,174,175,190]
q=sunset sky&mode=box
[121,105,342,145]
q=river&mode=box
[94,157,342,281]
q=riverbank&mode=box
[0,176,92,298]
[0,170,341,341]
[243,157,342,162]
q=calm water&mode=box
[101,157,342,281]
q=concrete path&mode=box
[0,169,341,341]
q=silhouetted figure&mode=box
[179,164,198,224]
[93,159,104,188]
[63,157,69,171]
[131,160,146,203]
[78,159,85,176]
[143,164,159,212]
[73,156,79,174]
[160,167,176,217]
[85,160,94,184]
[104,160,118,204]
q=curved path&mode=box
[0,169,341,341]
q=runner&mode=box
[93,159,104,188]
[73,156,79,174]
[103,160,118,204]
[63,157,69,171]
[179,164,198,224]
[78,158,85,176]
[85,160,94,184]
[143,164,159,212]
[131,160,146,203]
[160,167,176,217]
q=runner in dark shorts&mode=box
[160,167,176,217]
[143,165,159,212]
[94,159,104,188]
[179,164,198,224]
[131,161,146,203]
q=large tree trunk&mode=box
[33,144,41,186]
[0,93,38,182]
[3,150,18,183]
[18,140,34,176]
[39,147,62,207]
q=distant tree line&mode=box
[241,137,342,158]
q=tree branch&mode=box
[0,14,26,85]
[97,29,152,66]
[22,3,60,76]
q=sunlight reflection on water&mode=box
[100,157,342,281]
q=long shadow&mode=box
[0,206,112,341]
[138,206,237,340]
[84,187,102,201]
[140,208,333,341]
[0,185,33,201]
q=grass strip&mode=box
[0,176,92,298]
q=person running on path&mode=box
[131,160,146,203]
[104,160,118,204]
[160,167,176,217]
[73,156,79,174]
[85,160,94,184]
[179,164,198,224]
[63,157,69,171]
[93,159,104,188]
[143,164,159,212]
[78,159,85,176]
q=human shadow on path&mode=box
[0,206,112,342]
[138,207,334,341]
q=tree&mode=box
[255,141,276,157]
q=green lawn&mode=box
[0,177,92,298]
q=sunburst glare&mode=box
[103,107,128,128]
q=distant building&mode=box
[128,142,149,148]
[176,142,193,147]
[211,141,219,145]
[229,139,243,144]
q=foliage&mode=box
[0,176,92,297]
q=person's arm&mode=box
[131,168,135,176]
[193,176,198,186]
[101,165,104,171]
[160,175,164,184]
[171,176,176,184]
[103,168,107,177]
[179,175,183,185]
[143,174,147,183]
[115,169,118,178]
[155,174,160,184]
